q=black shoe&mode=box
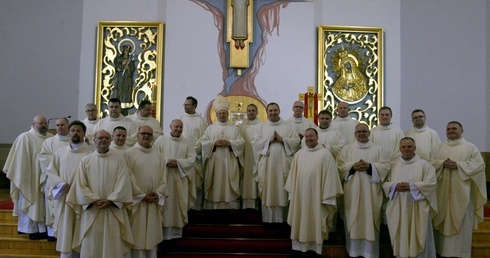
[47,236,57,242]
[29,232,48,240]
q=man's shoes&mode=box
[47,236,57,242]
[29,232,48,240]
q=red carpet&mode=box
[0,200,13,210]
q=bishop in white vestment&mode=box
[201,95,244,209]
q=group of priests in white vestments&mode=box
[2,98,488,258]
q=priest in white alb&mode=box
[404,109,441,161]
[252,102,300,222]
[92,98,138,146]
[383,137,437,258]
[301,110,345,158]
[3,115,53,240]
[286,128,343,255]
[110,126,130,155]
[337,123,390,258]
[46,121,93,258]
[81,103,99,142]
[39,117,71,239]
[127,100,164,139]
[432,121,487,258]
[67,130,134,258]
[180,96,208,210]
[154,119,197,239]
[239,104,263,209]
[200,95,244,209]
[124,126,167,258]
[287,100,316,140]
[330,102,359,144]
[370,106,404,161]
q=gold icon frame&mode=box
[94,21,164,121]
[317,25,383,128]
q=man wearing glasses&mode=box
[67,130,134,258]
[124,126,167,257]
[287,100,316,140]
[404,109,441,161]
[81,103,99,142]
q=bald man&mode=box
[337,123,390,258]
[154,119,196,240]
[3,115,53,240]
[39,117,71,240]
[287,100,316,140]
[331,102,359,144]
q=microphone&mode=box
[48,115,72,124]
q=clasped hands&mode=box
[352,159,370,172]
[269,131,283,144]
[395,182,410,192]
[215,139,231,147]
[166,159,178,168]
[143,192,158,203]
[443,158,457,169]
[92,200,113,209]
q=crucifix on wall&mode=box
[227,0,253,75]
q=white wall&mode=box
[0,0,489,152]
[0,0,83,142]
[163,0,223,128]
[487,1,490,149]
[400,0,487,149]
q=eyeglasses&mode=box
[293,106,303,109]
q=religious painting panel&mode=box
[94,21,164,121]
[317,25,383,128]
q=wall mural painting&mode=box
[191,0,290,124]
[94,21,164,120]
[318,25,383,128]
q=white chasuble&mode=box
[201,121,244,209]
